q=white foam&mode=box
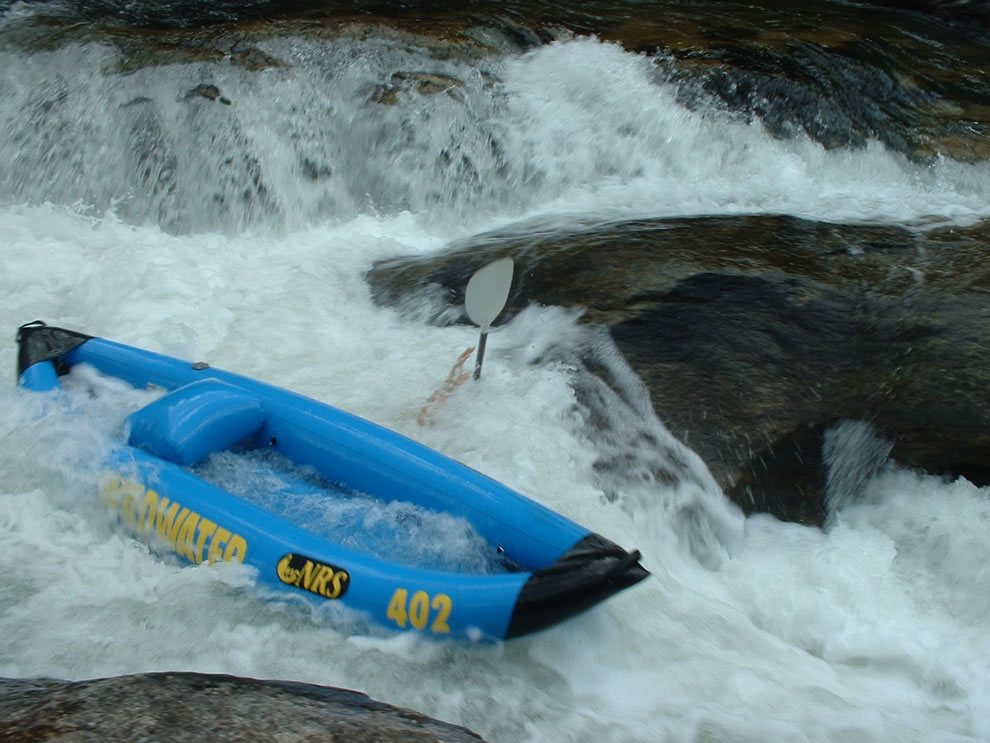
[1,35,988,234]
[1,28,989,743]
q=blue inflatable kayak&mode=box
[15,321,648,640]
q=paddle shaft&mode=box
[473,331,489,380]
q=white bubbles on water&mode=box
[824,419,895,517]
[1,32,988,235]
[495,305,745,569]
[497,37,990,226]
[1,23,989,742]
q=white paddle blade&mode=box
[465,257,514,332]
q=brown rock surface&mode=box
[0,672,487,742]
[366,215,990,525]
[11,1,986,162]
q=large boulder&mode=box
[0,672,486,742]
[366,214,990,526]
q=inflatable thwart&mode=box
[15,321,649,640]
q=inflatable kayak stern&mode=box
[505,533,649,639]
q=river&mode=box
[1,2,989,741]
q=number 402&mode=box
[386,588,452,634]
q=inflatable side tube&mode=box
[104,446,534,640]
[53,332,594,569]
[504,533,650,639]
[18,360,61,391]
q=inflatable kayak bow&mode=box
[15,321,649,640]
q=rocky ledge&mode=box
[7,0,988,163]
[0,672,487,742]
[366,214,990,526]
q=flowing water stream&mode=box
[2,4,990,741]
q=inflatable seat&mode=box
[127,379,265,466]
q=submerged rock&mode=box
[365,214,990,526]
[373,72,465,105]
[185,83,232,104]
[0,672,487,742]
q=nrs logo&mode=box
[276,553,350,600]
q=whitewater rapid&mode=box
[3,34,989,233]
[2,26,989,743]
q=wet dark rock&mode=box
[373,72,464,105]
[121,95,154,106]
[0,672,487,742]
[662,41,932,156]
[185,83,231,105]
[34,0,990,32]
[122,99,179,227]
[858,0,990,27]
[300,157,332,180]
[113,37,227,71]
[230,44,283,71]
[365,215,990,526]
[29,0,304,29]
[601,4,990,162]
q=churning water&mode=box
[2,13,990,742]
